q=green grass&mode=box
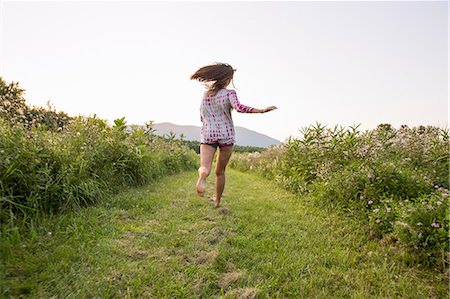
[2,170,447,298]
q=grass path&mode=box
[2,170,447,298]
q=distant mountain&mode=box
[153,122,281,148]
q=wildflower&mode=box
[367,173,374,179]
[375,219,381,224]
[416,222,423,226]
[442,193,448,199]
[437,201,442,206]
[396,221,409,228]
[386,208,391,212]
[431,222,441,228]
[368,200,374,205]
[373,208,379,213]
[47,232,52,236]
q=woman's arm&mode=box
[229,90,277,113]
[248,106,278,113]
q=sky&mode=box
[1,0,448,142]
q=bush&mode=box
[394,190,449,269]
[0,79,198,235]
[0,77,72,130]
[230,123,449,270]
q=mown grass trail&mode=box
[2,170,447,298]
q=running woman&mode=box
[190,62,277,207]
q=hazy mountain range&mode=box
[153,122,281,148]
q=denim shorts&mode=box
[201,141,234,149]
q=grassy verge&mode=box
[2,170,447,298]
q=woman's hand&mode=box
[262,106,278,113]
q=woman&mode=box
[190,62,277,207]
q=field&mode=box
[230,123,449,272]
[1,78,449,297]
[2,170,448,298]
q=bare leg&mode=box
[214,146,233,207]
[196,144,216,197]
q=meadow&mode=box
[1,78,448,297]
[230,122,449,272]
[0,78,197,239]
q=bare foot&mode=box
[196,171,207,197]
[212,196,220,208]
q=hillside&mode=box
[153,122,281,147]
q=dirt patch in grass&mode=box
[218,271,244,289]
[192,250,218,264]
[143,219,161,227]
[218,207,231,215]
[208,227,226,244]
[126,249,148,260]
[225,287,258,299]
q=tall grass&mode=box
[0,78,198,240]
[230,123,449,271]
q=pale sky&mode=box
[1,1,448,142]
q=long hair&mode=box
[190,63,235,96]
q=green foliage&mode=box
[0,79,198,236]
[2,171,446,298]
[0,77,72,130]
[394,190,449,269]
[230,123,450,271]
[0,117,197,230]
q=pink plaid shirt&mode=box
[200,89,254,145]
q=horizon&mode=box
[2,1,448,141]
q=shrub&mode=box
[394,190,449,269]
[0,79,198,235]
[0,77,72,130]
[230,123,449,270]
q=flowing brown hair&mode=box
[190,63,235,96]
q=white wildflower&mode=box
[368,200,374,205]
[416,222,423,226]
[373,208,379,213]
[396,221,409,228]
[431,222,440,228]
